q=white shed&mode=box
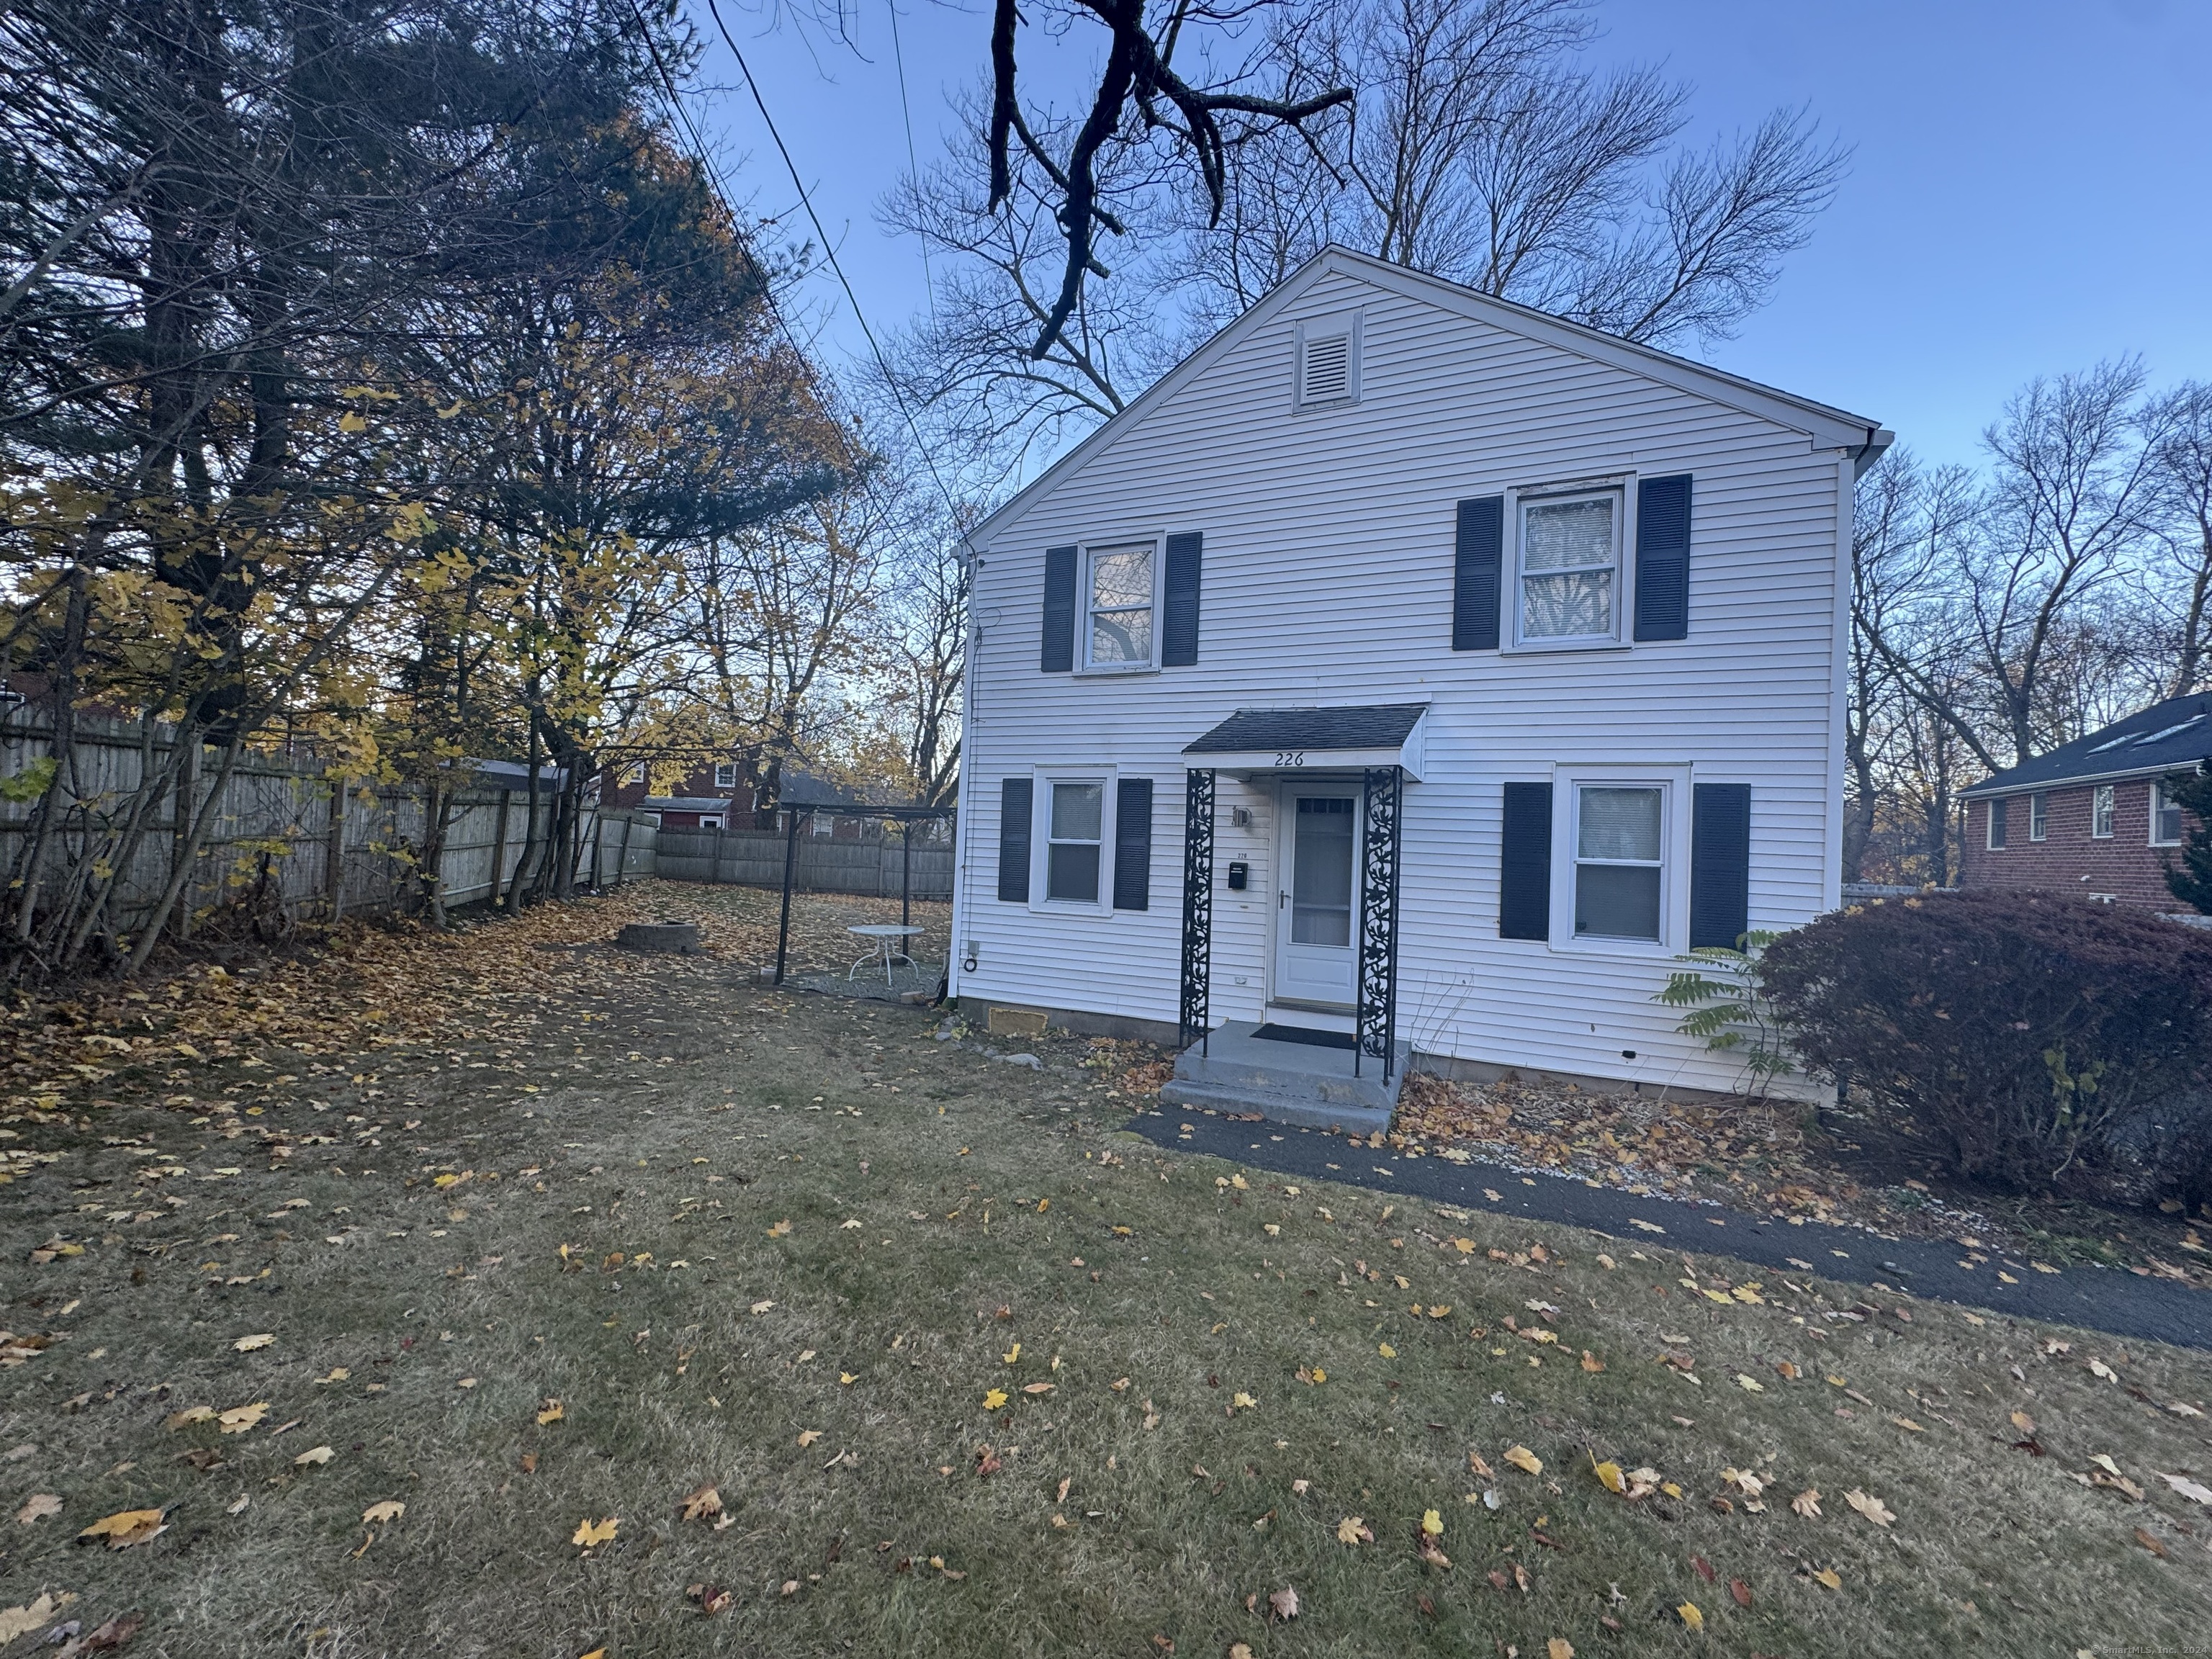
[948,246,1888,1124]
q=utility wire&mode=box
[700,0,965,521]
[884,0,935,317]
[619,0,963,522]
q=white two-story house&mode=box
[947,246,1888,1122]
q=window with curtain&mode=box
[1574,785,1663,940]
[2092,785,2115,838]
[1519,493,1619,643]
[1047,781,1105,902]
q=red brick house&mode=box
[1958,692,2211,910]
[598,757,758,828]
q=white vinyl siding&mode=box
[953,262,1855,1096]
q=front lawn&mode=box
[1,884,2208,1656]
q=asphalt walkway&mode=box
[1125,1105,2212,1352]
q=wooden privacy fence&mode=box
[0,709,657,931]
[655,827,953,899]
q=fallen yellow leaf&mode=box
[1232,1392,1257,1409]
[217,1401,269,1434]
[1593,1460,1626,1494]
[1677,1601,1704,1631]
[1813,1567,1842,1590]
[165,1406,215,1430]
[1336,1515,1370,1545]
[1581,1351,1605,1373]
[14,1494,61,1524]
[1421,1508,1444,1537]
[679,1484,722,1522]
[1503,1445,1543,1476]
[984,1390,1008,1411]
[1549,1641,1575,1659]
[293,1444,335,1466]
[78,1508,166,1549]
[768,1219,792,1238]
[572,1516,618,1547]
[798,1430,824,1447]
[1844,1488,1894,1527]
[362,1501,405,1524]
[538,1398,565,1426]
[1378,1343,1397,1359]
[232,1333,274,1353]
[315,1367,350,1385]
[0,1596,60,1644]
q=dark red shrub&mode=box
[1761,890,2212,1195]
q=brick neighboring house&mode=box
[595,760,899,837]
[1958,691,2211,910]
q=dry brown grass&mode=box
[0,891,2208,1655]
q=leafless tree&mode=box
[878,94,1183,481]
[1178,0,1848,349]
[2146,381,2212,697]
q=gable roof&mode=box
[963,245,1892,554]
[1960,693,2212,798]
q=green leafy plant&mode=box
[0,756,59,804]
[1653,930,1795,1099]
[2163,766,2212,915]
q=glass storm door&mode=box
[1273,788,1359,1006]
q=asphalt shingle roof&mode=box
[1961,693,2212,796]
[1182,704,1429,755]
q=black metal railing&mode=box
[1179,768,1215,1053]
[1354,765,1403,1081]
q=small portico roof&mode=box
[1182,703,1429,780]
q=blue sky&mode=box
[694,0,2211,467]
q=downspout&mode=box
[948,542,981,997]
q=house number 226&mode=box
[1273,751,1306,767]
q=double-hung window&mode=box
[714,762,737,788]
[2029,792,2048,841]
[1987,799,2009,850]
[1518,490,1621,645]
[2092,784,2116,838]
[2153,781,2187,846]
[1573,785,1665,941]
[1046,781,1105,903]
[1084,541,1158,670]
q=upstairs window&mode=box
[1294,314,1361,409]
[2029,792,2048,841]
[626,761,647,785]
[1573,785,1664,941]
[2153,781,2187,846]
[2092,784,2116,838]
[714,762,737,788]
[1519,491,1622,644]
[1084,541,1156,670]
[1046,781,1105,903]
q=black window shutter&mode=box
[1452,496,1503,651]
[1633,474,1693,642]
[1040,547,1078,672]
[1499,781,1552,940]
[1112,778,1154,910]
[1689,783,1751,949]
[1161,533,1202,666]
[997,778,1033,903]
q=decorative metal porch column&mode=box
[1354,765,1404,1082]
[1178,768,1215,1053]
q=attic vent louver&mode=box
[1295,314,1360,408]
[1303,335,1349,400]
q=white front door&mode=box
[1273,785,1359,1007]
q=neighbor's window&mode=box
[2153,781,2187,846]
[1574,785,1664,941]
[1519,491,1620,644]
[2029,792,2048,841]
[1046,781,1105,902]
[714,762,737,788]
[2092,784,2116,838]
[1987,798,2009,850]
[1084,541,1156,669]
[626,761,647,785]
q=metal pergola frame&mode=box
[769,801,958,988]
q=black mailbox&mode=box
[1226,861,1249,890]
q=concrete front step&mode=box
[1158,1079,1393,1136]
[1164,1021,1408,1136]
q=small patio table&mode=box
[847,923,927,986]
